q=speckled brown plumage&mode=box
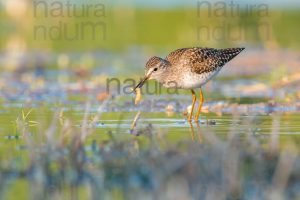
[145,56,161,69]
[145,56,170,70]
[140,47,244,90]
[165,47,245,74]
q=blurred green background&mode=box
[1,0,300,54]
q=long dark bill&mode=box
[133,76,149,91]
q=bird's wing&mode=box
[165,48,189,65]
[185,48,221,74]
[166,47,244,74]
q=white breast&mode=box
[179,69,221,89]
[159,64,222,89]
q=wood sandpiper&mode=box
[134,47,245,122]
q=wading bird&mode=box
[134,47,244,122]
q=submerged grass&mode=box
[0,105,299,200]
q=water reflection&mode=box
[188,122,203,143]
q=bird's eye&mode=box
[153,68,158,72]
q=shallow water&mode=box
[1,106,300,148]
[1,67,300,148]
[1,67,300,199]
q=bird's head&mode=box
[134,56,170,90]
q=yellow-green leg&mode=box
[188,89,196,122]
[188,121,195,141]
[195,88,204,122]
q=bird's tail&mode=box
[219,47,245,62]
